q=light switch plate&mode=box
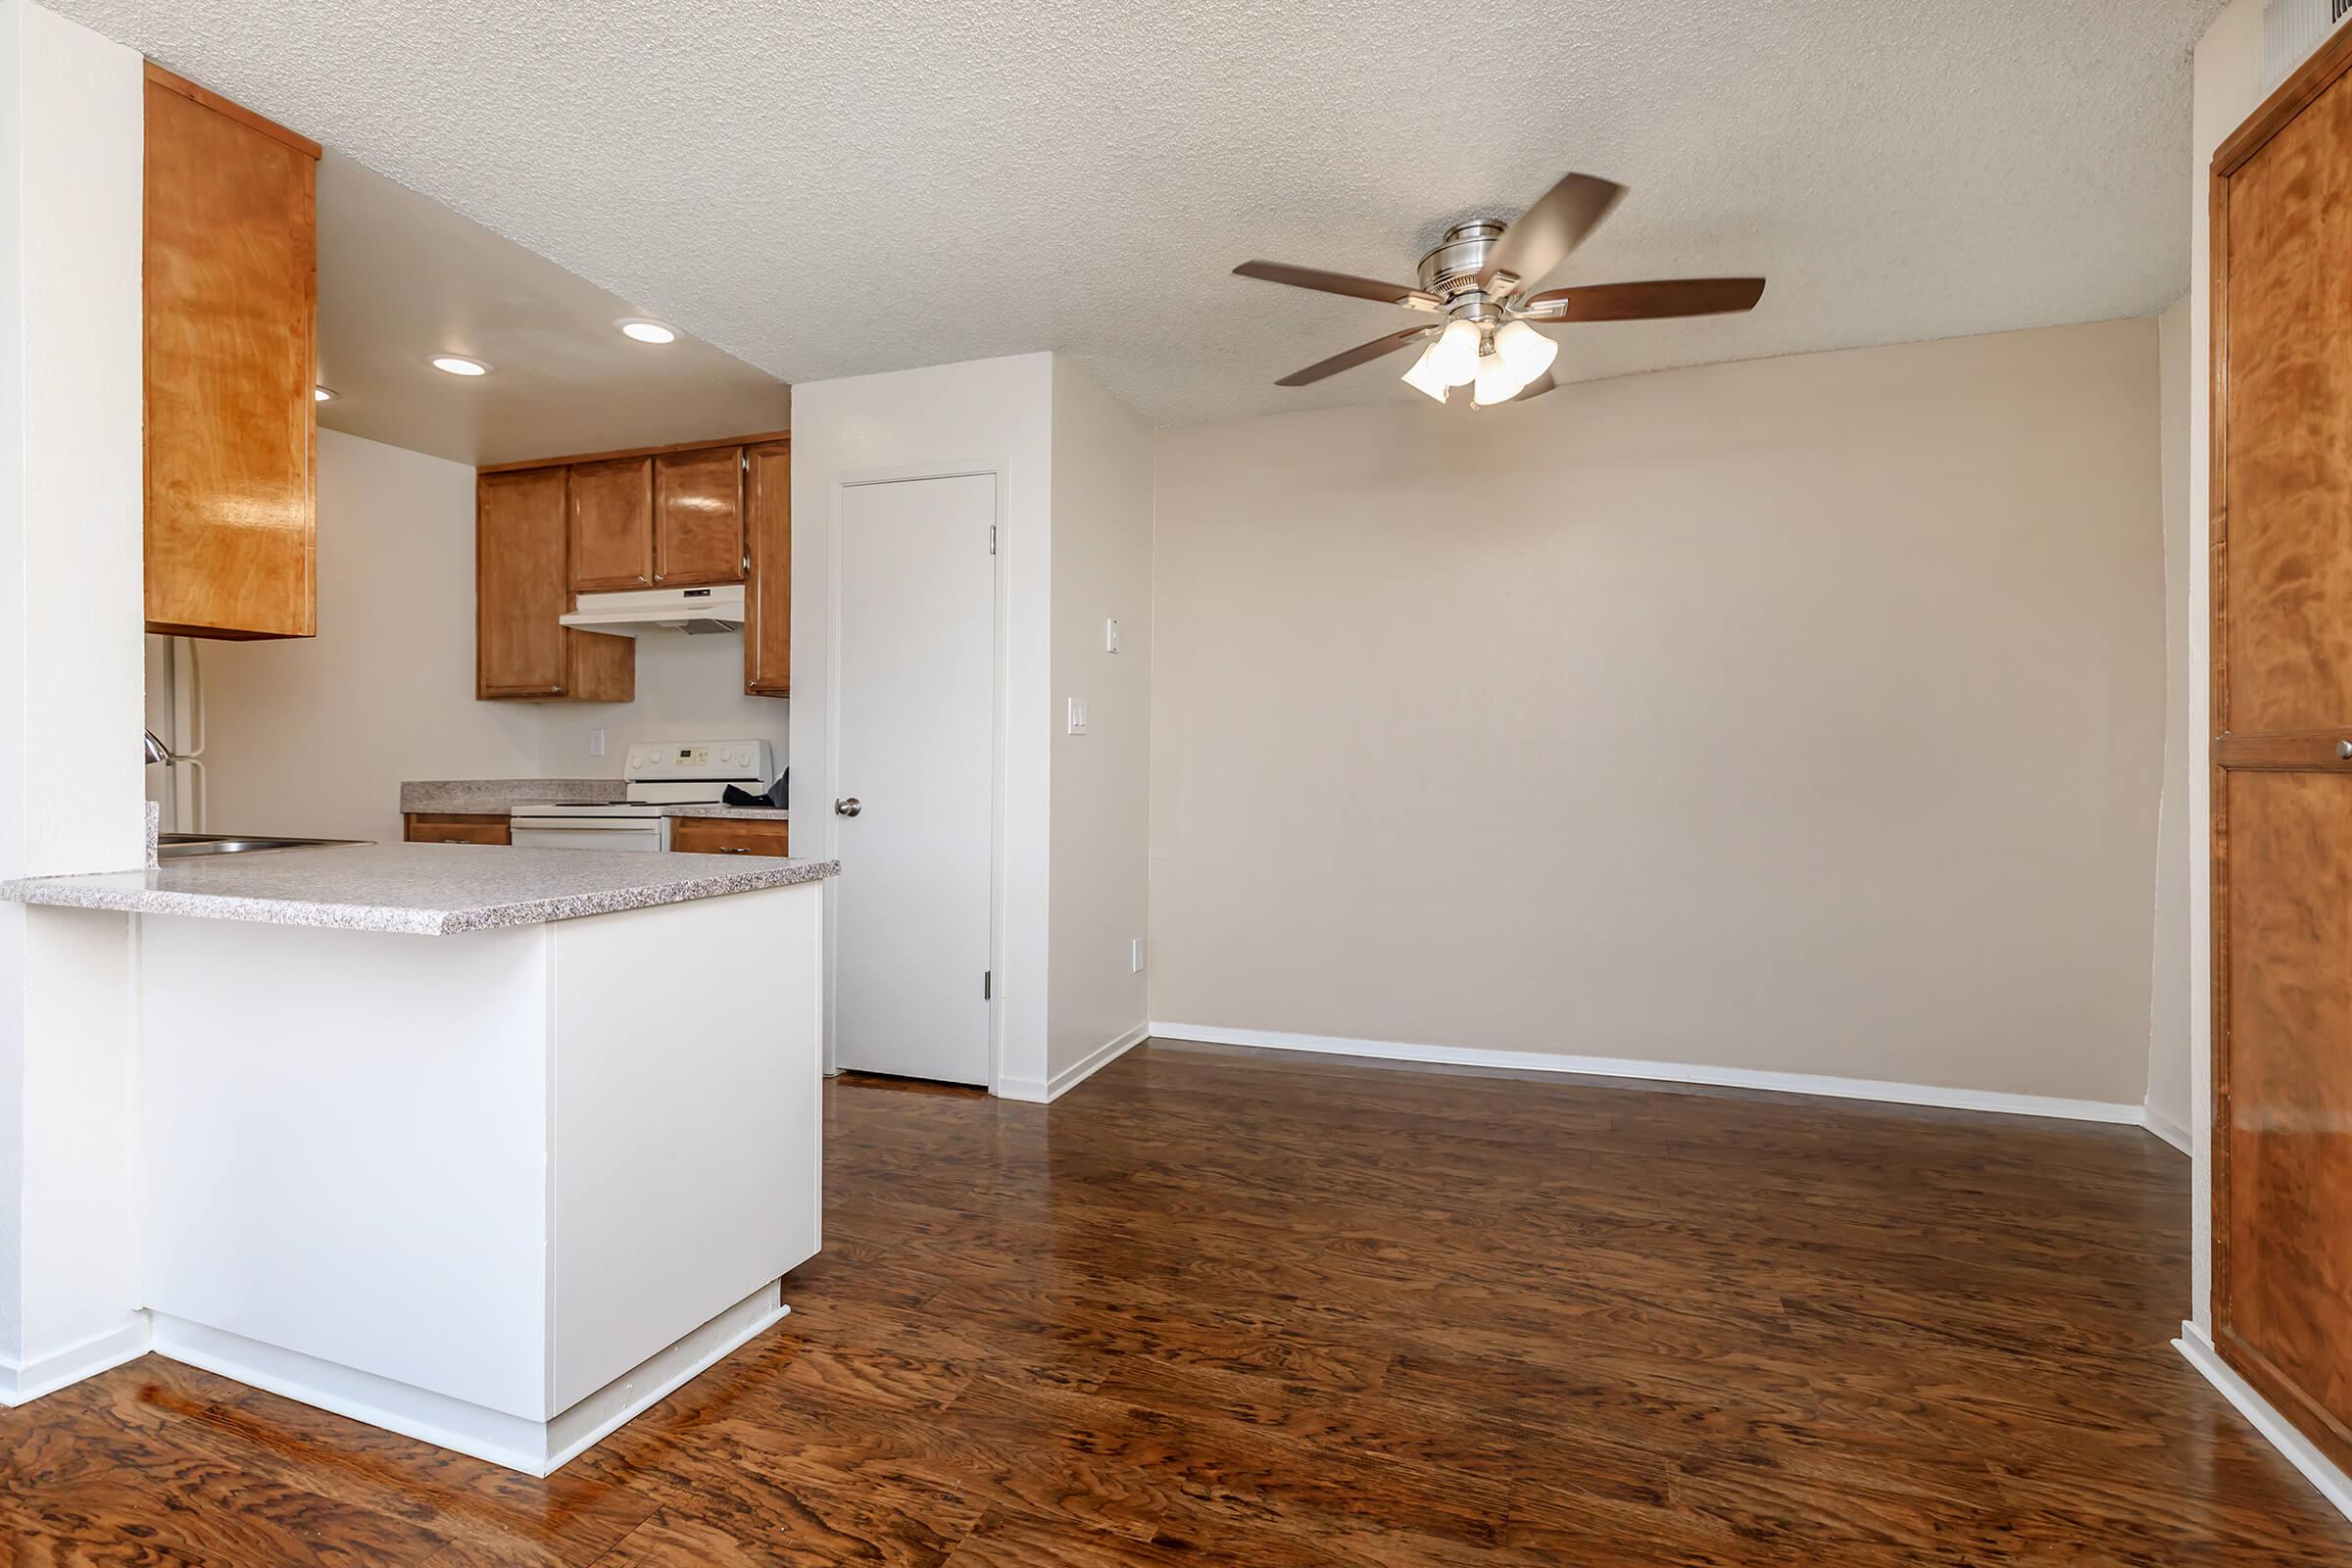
[1131,937,1144,973]
[1067,697,1089,736]
[588,728,607,758]
[1105,617,1121,654]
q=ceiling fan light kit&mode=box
[1233,172,1765,410]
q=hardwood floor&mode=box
[4,1040,2348,1565]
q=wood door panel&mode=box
[477,469,570,697]
[744,441,790,697]
[142,69,318,640]
[2221,768,2352,1462]
[655,447,744,586]
[568,458,654,592]
[2213,25,2352,1478]
[2223,72,2352,736]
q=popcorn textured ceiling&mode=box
[59,0,2226,426]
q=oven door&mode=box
[510,814,667,853]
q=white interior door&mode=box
[834,473,997,1084]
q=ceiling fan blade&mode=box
[1520,277,1767,322]
[1234,261,1442,311]
[1275,325,1435,386]
[1478,172,1626,293]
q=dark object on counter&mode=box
[722,770,787,810]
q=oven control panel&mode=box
[623,739,773,783]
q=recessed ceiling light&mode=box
[430,355,490,377]
[314,385,335,402]
[616,318,676,344]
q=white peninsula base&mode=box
[132,882,823,1475]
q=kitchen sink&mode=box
[158,834,366,860]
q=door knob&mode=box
[2338,740,2352,760]
[834,797,861,817]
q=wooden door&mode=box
[568,458,654,591]
[654,447,745,586]
[142,66,320,640]
[744,441,791,696]
[2211,27,2352,1476]
[477,469,572,698]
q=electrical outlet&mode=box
[1067,697,1089,735]
[1131,937,1145,974]
[1105,617,1121,654]
[588,728,607,758]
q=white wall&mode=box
[2145,294,2193,1152]
[191,429,789,846]
[2188,0,2264,1339]
[538,633,786,784]
[1045,359,1152,1091]
[0,0,146,1400]
[193,430,538,844]
[1150,321,2167,1107]
[788,354,1056,1091]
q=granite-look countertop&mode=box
[402,781,788,820]
[0,842,838,936]
[401,778,626,813]
[656,805,791,821]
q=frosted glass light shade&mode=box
[1494,319,1559,382]
[1427,319,1482,386]
[1399,342,1451,403]
[1471,352,1526,407]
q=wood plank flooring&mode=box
[5,1040,2349,1565]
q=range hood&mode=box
[560,585,745,636]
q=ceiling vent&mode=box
[2262,0,2352,92]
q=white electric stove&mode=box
[510,739,777,853]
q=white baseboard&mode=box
[2142,1100,2192,1155]
[999,1022,1149,1104]
[1146,1022,2146,1125]
[2177,1321,2352,1525]
[152,1281,788,1476]
[0,1314,152,1406]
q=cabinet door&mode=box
[477,469,571,698]
[655,447,745,586]
[744,442,791,696]
[142,67,319,640]
[669,815,790,858]
[404,813,511,846]
[569,458,654,592]
[2212,32,2352,1478]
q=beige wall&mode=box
[1150,320,2166,1104]
[1047,359,1153,1088]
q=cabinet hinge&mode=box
[988,524,998,556]
[983,969,992,1001]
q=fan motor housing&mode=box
[1418,220,1507,302]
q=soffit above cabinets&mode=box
[314,154,791,467]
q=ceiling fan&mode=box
[1233,172,1765,408]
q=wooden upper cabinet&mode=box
[477,468,632,702]
[569,458,655,591]
[142,65,320,640]
[744,442,790,697]
[655,446,745,586]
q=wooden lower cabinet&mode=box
[404,812,510,846]
[668,815,789,858]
